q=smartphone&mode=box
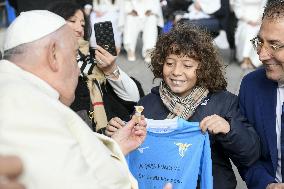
[94,21,117,56]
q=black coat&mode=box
[138,86,260,189]
[70,75,144,132]
[70,49,144,132]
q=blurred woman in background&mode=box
[232,0,267,69]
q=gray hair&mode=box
[3,25,69,61]
[3,44,28,60]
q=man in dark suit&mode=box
[239,1,284,189]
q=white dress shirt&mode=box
[276,85,284,182]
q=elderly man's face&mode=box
[258,18,284,83]
[57,25,80,105]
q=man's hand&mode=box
[200,114,230,134]
[0,155,25,189]
[266,183,284,189]
[105,117,126,137]
[111,116,147,155]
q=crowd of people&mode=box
[1,0,284,189]
[1,0,273,70]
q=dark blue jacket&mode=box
[239,68,278,189]
[139,87,260,189]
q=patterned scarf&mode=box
[77,39,95,76]
[76,39,109,131]
[87,66,108,132]
[159,81,209,120]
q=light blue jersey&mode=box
[128,118,213,189]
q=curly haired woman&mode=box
[106,24,260,189]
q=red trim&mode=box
[93,102,104,107]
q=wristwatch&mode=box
[105,68,120,79]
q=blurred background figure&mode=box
[184,0,221,20]
[0,0,16,28]
[89,0,123,53]
[161,0,191,19]
[0,0,5,28]
[232,0,267,69]
[225,0,238,62]
[172,0,234,59]
[175,0,222,38]
[121,0,163,63]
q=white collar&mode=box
[0,60,60,100]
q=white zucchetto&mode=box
[4,10,66,51]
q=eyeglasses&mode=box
[250,37,284,55]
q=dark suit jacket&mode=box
[239,68,278,188]
[139,87,260,189]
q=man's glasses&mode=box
[250,37,284,55]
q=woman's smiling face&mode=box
[66,10,85,39]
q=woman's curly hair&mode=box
[150,23,227,92]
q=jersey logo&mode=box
[137,147,149,153]
[201,99,209,105]
[175,143,192,157]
